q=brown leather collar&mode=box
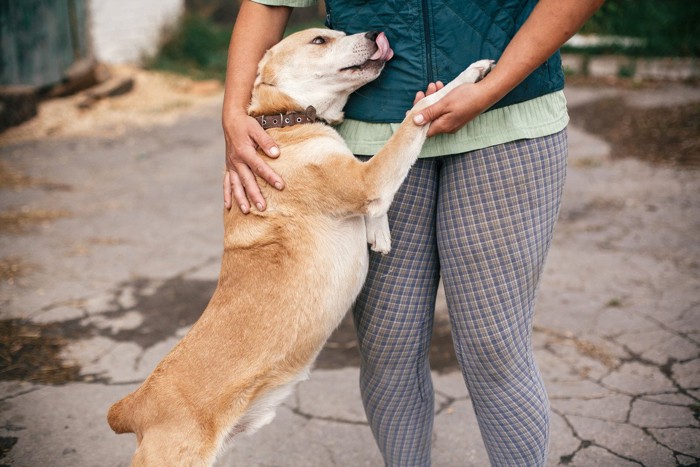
[254,106,320,130]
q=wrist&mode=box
[222,107,251,129]
[474,78,505,111]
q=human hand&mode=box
[412,81,445,106]
[412,80,493,137]
[223,112,284,213]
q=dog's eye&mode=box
[311,36,326,45]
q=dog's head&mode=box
[249,28,394,124]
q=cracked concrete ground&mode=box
[1,82,699,466]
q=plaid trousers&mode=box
[354,130,568,467]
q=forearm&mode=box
[477,0,604,107]
[222,1,292,122]
[222,1,291,213]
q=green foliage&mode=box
[147,11,325,81]
[580,0,700,57]
[148,13,231,80]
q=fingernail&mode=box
[413,114,424,125]
[256,202,263,211]
[270,147,280,156]
[274,181,283,190]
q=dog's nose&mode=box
[365,31,380,41]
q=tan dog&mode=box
[107,27,493,466]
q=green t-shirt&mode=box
[337,91,568,157]
[251,0,569,157]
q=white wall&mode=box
[89,0,184,64]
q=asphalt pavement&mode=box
[0,83,699,466]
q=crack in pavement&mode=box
[612,344,699,402]
[537,321,700,464]
[637,306,700,347]
[554,408,645,466]
[642,427,700,464]
[0,387,40,403]
[433,389,469,417]
[288,405,369,427]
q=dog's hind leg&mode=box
[131,427,216,467]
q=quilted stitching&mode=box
[326,0,564,123]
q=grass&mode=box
[577,0,700,57]
[148,14,231,81]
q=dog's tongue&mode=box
[370,32,394,61]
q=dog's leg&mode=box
[361,59,495,234]
[414,59,495,110]
[365,213,391,254]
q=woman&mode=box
[222,1,603,465]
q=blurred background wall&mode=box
[89,0,184,65]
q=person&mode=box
[222,1,603,465]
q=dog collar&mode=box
[254,106,320,130]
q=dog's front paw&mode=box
[369,230,391,255]
[366,215,391,255]
[457,59,496,85]
[471,59,496,81]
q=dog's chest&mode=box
[311,216,369,326]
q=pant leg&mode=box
[436,131,568,466]
[353,157,441,467]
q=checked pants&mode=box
[354,130,568,466]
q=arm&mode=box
[413,0,605,137]
[223,1,292,213]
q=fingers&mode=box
[426,117,451,137]
[223,167,250,213]
[413,91,425,106]
[426,111,463,137]
[234,160,266,212]
[225,145,272,213]
[412,81,447,124]
[223,114,287,214]
[250,125,284,191]
[425,81,443,96]
[229,169,251,213]
[223,170,232,210]
[413,100,443,126]
[413,81,446,106]
[252,124,281,159]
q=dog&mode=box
[107,27,493,466]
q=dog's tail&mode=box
[107,394,136,434]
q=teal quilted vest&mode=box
[325,0,565,123]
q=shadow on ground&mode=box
[0,275,461,385]
[0,276,216,384]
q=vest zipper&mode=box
[421,0,433,84]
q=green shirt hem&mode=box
[335,91,569,157]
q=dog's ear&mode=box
[249,43,311,116]
[256,49,279,87]
[249,50,304,116]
